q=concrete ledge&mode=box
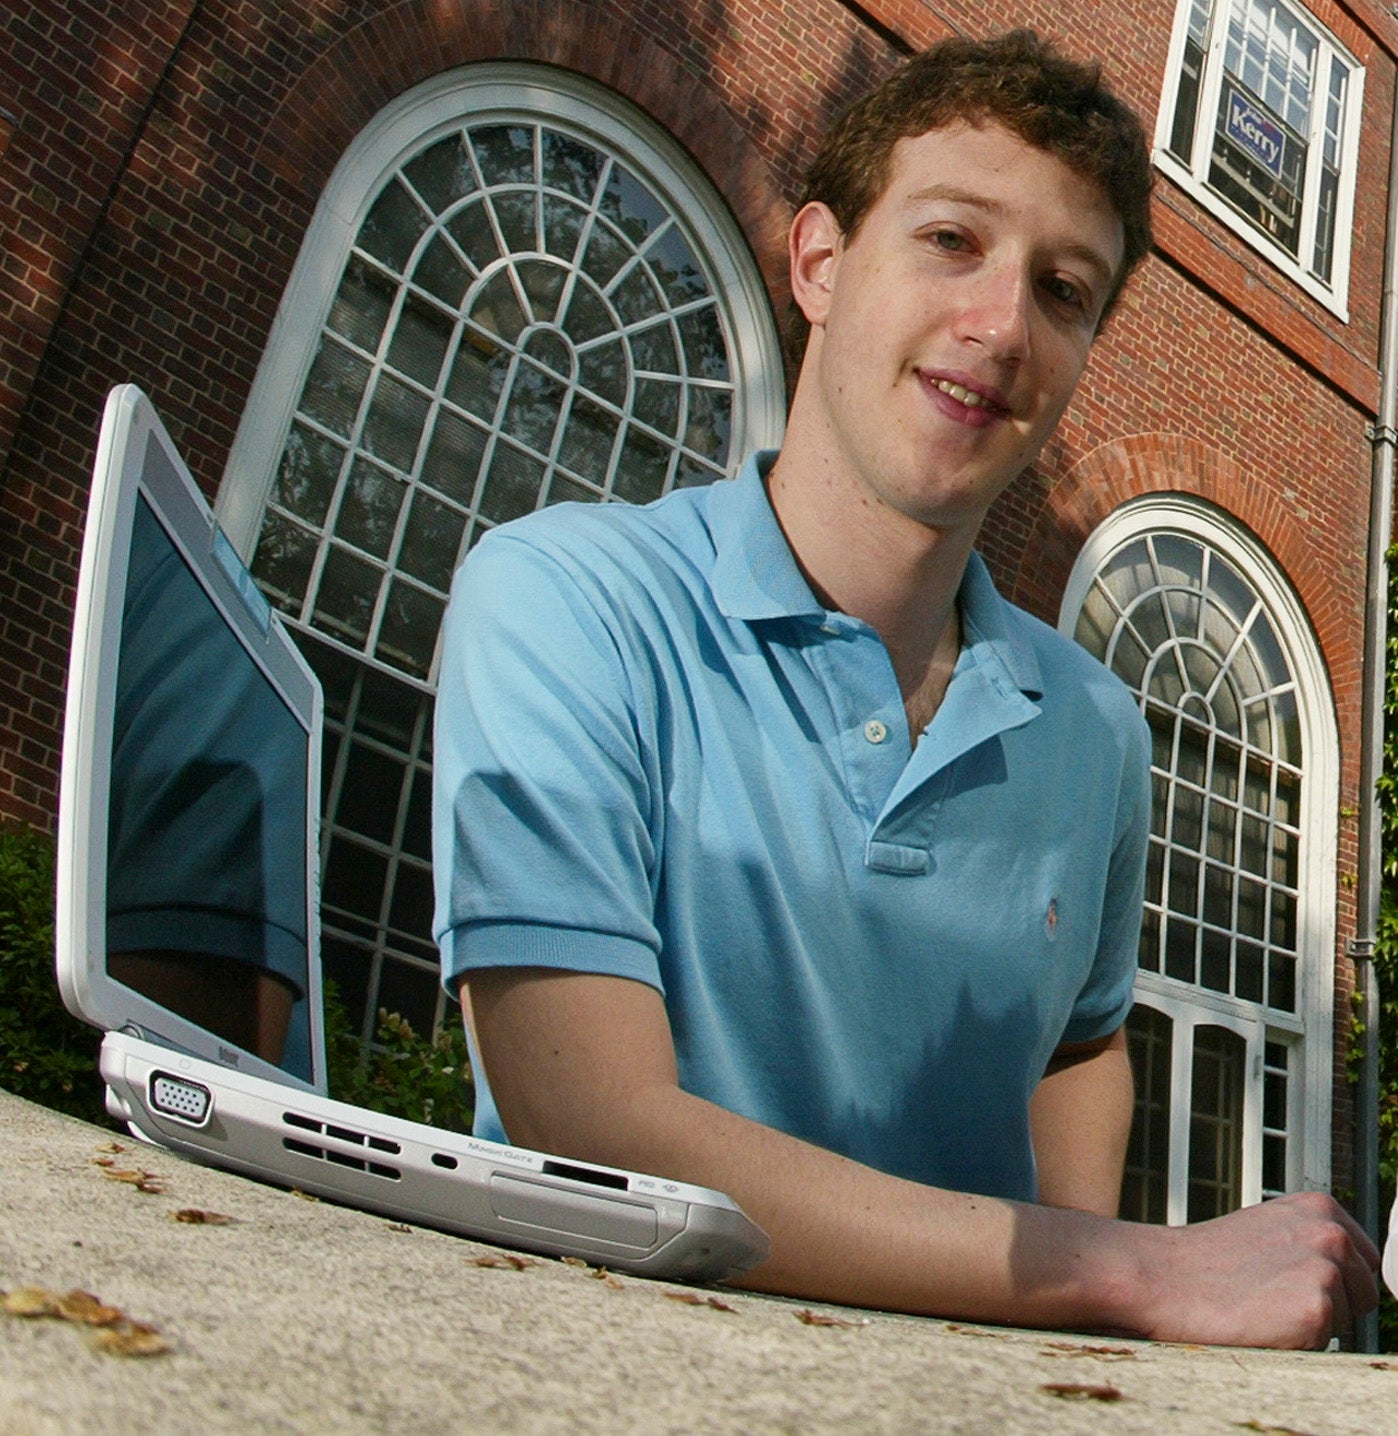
[0,1085,1394,1434]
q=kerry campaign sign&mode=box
[1225,84,1286,180]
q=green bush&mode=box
[0,824,108,1124]
[323,979,474,1134]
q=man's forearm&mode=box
[468,969,1378,1348]
[586,1074,1144,1330]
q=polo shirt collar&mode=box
[709,451,825,621]
[708,449,1045,703]
[957,550,1045,702]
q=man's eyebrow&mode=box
[901,183,1119,280]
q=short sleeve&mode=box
[431,526,665,996]
[1059,704,1151,1045]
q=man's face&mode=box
[793,120,1125,540]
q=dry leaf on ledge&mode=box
[1039,1381,1124,1402]
[794,1308,868,1329]
[1,1286,172,1358]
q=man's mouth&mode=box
[931,378,1006,414]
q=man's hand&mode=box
[1124,1190,1379,1349]
[465,967,1378,1348]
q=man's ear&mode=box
[789,202,842,329]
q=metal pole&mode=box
[1351,78,1398,1354]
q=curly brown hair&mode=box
[796,29,1154,329]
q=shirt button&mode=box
[863,719,888,745]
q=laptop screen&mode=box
[57,386,325,1090]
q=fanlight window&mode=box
[1067,512,1333,1223]
[1077,531,1301,1016]
[254,122,741,681]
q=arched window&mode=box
[1061,498,1337,1220]
[217,65,785,1045]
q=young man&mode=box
[432,31,1379,1346]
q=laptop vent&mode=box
[280,1111,402,1180]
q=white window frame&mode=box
[1061,496,1338,1200]
[1153,0,1364,320]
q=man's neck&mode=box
[765,448,975,738]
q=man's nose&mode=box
[954,265,1031,360]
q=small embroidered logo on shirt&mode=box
[1045,898,1059,940]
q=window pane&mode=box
[1174,784,1204,850]
[359,178,429,273]
[414,234,472,309]
[1236,940,1264,1002]
[557,395,619,480]
[613,426,671,504]
[446,329,510,422]
[677,305,730,383]
[385,292,453,389]
[541,129,604,201]
[502,358,567,455]
[337,740,407,847]
[493,190,538,256]
[402,133,478,214]
[1171,62,1204,162]
[1268,952,1297,1012]
[445,199,502,272]
[470,124,535,186]
[272,422,344,528]
[361,373,430,472]
[1201,927,1231,993]
[470,269,527,346]
[328,256,396,353]
[685,385,732,465]
[1188,1024,1245,1220]
[398,492,466,592]
[420,408,487,507]
[335,459,405,561]
[313,545,382,646]
[478,443,545,526]
[376,579,444,680]
[250,510,318,611]
[322,837,388,928]
[1123,1006,1173,1224]
[301,338,371,438]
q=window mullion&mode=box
[1294,44,1329,273]
[1192,0,1232,175]
[1167,1011,1195,1226]
[1240,1026,1264,1204]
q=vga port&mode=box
[149,1072,213,1127]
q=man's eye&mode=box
[1044,276,1087,309]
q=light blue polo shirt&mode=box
[432,452,1150,1202]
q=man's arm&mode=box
[1030,1028,1134,1217]
[466,967,1378,1349]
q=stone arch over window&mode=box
[216,63,786,1046]
[1060,495,1338,1220]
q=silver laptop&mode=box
[54,384,768,1283]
